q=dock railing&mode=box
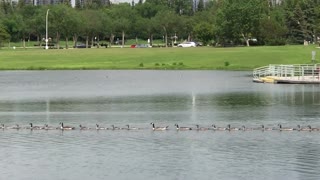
[253,64,320,81]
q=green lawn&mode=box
[0,45,318,70]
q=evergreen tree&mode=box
[197,0,204,11]
[75,0,82,9]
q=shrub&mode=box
[139,63,144,67]
[224,61,230,66]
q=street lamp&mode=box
[45,9,50,50]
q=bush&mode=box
[139,63,144,67]
[224,61,230,66]
[266,38,286,46]
[155,63,160,66]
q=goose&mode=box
[297,125,311,131]
[0,124,5,129]
[174,124,192,130]
[59,122,75,130]
[307,125,320,131]
[227,124,240,131]
[212,124,227,131]
[241,125,253,131]
[96,124,107,130]
[150,123,168,131]
[278,124,294,131]
[111,125,121,130]
[29,123,43,130]
[44,124,57,130]
[125,124,140,130]
[195,125,209,131]
[79,124,91,130]
[261,125,273,131]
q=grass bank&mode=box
[0,45,318,70]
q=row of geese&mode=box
[1,122,320,131]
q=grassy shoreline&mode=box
[0,45,318,70]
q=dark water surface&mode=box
[1,70,320,180]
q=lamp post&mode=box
[45,9,50,50]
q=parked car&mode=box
[177,42,196,47]
[74,43,91,48]
[194,42,203,46]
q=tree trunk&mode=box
[65,37,69,49]
[86,35,89,48]
[242,33,250,47]
[171,38,174,48]
[109,34,114,48]
[56,32,60,49]
[122,31,125,48]
[165,33,168,48]
[163,27,168,48]
[150,34,153,46]
[73,34,78,48]
[22,37,26,49]
[91,36,94,48]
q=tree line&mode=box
[0,0,320,48]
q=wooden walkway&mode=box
[253,76,320,84]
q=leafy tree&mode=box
[135,1,165,18]
[194,22,214,45]
[79,9,102,48]
[259,5,287,45]
[216,0,267,46]
[179,15,195,41]
[0,25,10,47]
[110,3,136,47]
[50,4,77,49]
[61,8,81,49]
[0,0,14,14]
[153,10,180,47]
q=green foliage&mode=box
[194,22,214,45]
[215,0,268,46]
[284,0,317,44]
[1,0,320,48]
[0,25,10,46]
[197,0,205,12]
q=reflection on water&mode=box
[1,70,320,180]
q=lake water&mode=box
[1,70,320,180]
